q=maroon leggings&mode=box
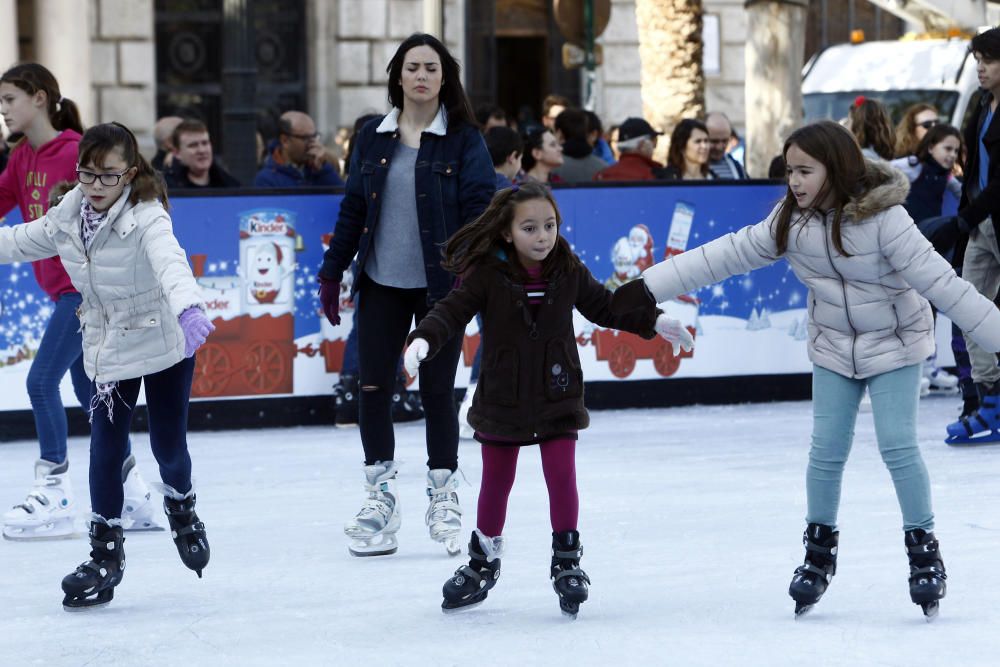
[476,437,579,537]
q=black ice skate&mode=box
[551,530,590,619]
[333,374,359,427]
[61,521,125,611]
[163,491,210,578]
[905,529,947,621]
[442,531,502,613]
[789,523,838,617]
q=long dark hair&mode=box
[386,33,475,128]
[773,121,866,257]
[441,182,579,280]
[848,97,894,161]
[667,118,709,176]
[0,63,84,134]
[520,127,549,172]
[78,122,169,208]
[914,123,962,165]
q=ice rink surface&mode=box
[1,395,999,667]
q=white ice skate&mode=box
[345,461,401,557]
[458,383,476,440]
[3,459,77,541]
[120,454,163,532]
[426,469,463,556]
[924,366,959,393]
[919,376,932,398]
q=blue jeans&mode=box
[89,357,195,519]
[808,364,933,531]
[28,293,93,464]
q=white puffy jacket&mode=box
[642,160,1000,379]
[0,185,203,383]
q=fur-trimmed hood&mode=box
[844,159,910,221]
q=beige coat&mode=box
[642,161,1000,379]
[0,185,202,383]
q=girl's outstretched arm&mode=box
[139,206,203,316]
[574,267,659,338]
[0,214,59,264]
[879,206,1000,352]
[406,267,488,359]
[611,209,783,313]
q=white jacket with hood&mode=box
[642,160,1000,379]
[0,184,203,383]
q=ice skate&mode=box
[551,530,590,619]
[345,461,401,556]
[333,374,359,427]
[946,383,1000,445]
[925,368,959,393]
[442,530,503,613]
[789,523,838,618]
[158,484,210,578]
[61,520,125,611]
[120,454,163,532]
[457,383,476,440]
[905,529,946,622]
[919,376,931,398]
[426,468,463,556]
[3,459,77,541]
[391,374,424,423]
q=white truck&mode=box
[801,37,980,126]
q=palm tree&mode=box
[635,0,705,161]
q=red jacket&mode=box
[594,152,663,181]
[0,130,81,298]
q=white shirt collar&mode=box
[376,105,448,136]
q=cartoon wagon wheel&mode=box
[192,343,232,396]
[653,340,682,377]
[607,343,636,378]
[243,341,288,393]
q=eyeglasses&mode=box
[284,132,321,142]
[917,119,939,129]
[76,169,129,186]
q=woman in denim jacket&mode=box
[318,33,495,558]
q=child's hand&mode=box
[655,314,694,352]
[179,307,215,357]
[403,338,429,377]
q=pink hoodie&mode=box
[0,129,81,299]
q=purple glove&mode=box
[179,307,215,358]
[318,277,341,326]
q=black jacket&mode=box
[162,159,240,190]
[407,256,660,442]
[960,91,1000,243]
[318,112,495,304]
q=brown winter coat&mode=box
[408,255,660,442]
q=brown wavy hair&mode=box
[894,103,938,158]
[441,181,579,280]
[773,121,867,257]
[78,122,169,209]
[848,98,894,161]
[0,63,84,135]
[666,118,710,177]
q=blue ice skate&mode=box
[945,386,1000,445]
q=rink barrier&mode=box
[0,180,819,440]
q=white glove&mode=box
[403,338,429,377]
[655,314,694,352]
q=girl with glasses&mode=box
[0,63,158,541]
[0,121,215,609]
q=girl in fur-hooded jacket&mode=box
[612,121,1000,619]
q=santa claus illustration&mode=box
[628,224,654,272]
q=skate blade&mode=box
[348,545,398,557]
[63,600,113,612]
[334,423,359,429]
[123,523,165,532]
[442,597,486,614]
[921,601,940,622]
[3,526,78,541]
[794,603,815,618]
[946,432,1000,446]
[561,609,579,620]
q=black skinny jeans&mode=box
[356,274,463,471]
[89,357,195,519]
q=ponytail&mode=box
[0,63,84,134]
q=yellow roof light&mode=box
[850,29,865,44]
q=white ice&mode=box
[1,395,999,667]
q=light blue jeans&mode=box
[808,363,933,531]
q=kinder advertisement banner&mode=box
[0,183,811,410]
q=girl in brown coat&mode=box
[403,182,693,617]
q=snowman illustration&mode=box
[249,242,286,304]
[604,236,640,290]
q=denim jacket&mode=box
[319,106,495,302]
